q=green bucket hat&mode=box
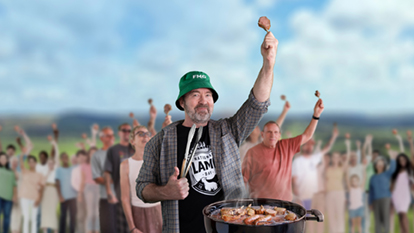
[175,71,219,111]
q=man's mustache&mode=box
[195,104,209,111]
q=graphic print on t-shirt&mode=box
[188,141,221,196]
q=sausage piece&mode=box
[285,212,297,221]
[244,215,261,225]
[265,209,277,217]
[274,207,286,215]
[222,214,241,222]
[256,205,266,215]
[255,215,272,225]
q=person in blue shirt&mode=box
[369,153,396,233]
[55,152,78,233]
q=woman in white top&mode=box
[120,125,162,233]
[40,137,59,233]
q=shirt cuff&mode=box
[248,89,271,110]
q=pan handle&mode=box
[304,209,324,222]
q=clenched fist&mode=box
[313,99,324,117]
[261,32,278,68]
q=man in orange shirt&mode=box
[242,98,324,201]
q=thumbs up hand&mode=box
[165,167,190,200]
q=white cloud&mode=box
[1,0,413,116]
[274,0,414,113]
[0,0,269,115]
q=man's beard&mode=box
[184,102,211,124]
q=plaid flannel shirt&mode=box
[136,90,270,233]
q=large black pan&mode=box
[203,198,323,233]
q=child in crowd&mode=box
[347,174,365,233]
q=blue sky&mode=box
[1,0,413,117]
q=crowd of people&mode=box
[0,105,172,233]
[1,107,413,233]
[241,117,414,233]
[1,29,413,233]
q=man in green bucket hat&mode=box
[137,31,279,233]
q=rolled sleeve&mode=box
[226,90,271,147]
[248,89,271,111]
[136,132,162,202]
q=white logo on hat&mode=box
[192,74,206,79]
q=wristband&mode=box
[312,115,320,120]
[130,227,137,233]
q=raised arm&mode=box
[385,156,397,177]
[120,160,143,233]
[320,126,339,155]
[129,112,140,128]
[147,104,157,137]
[275,101,290,128]
[343,139,351,171]
[386,143,398,160]
[314,140,322,153]
[162,115,173,129]
[362,134,373,164]
[0,125,3,152]
[252,32,278,102]
[48,136,59,160]
[88,124,99,147]
[406,131,414,167]
[345,138,351,161]
[395,133,405,153]
[19,127,33,154]
[355,140,362,164]
[15,126,33,155]
[300,99,325,145]
[75,142,86,150]
[50,123,59,159]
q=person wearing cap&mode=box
[136,32,278,233]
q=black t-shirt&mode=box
[103,143,135,199]
[177,123,224,233]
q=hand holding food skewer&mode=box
[258,16,278,68]
[315,90,320,99]
[162,104,173,128]
[280,95,290,111]
[164,104,172,115]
